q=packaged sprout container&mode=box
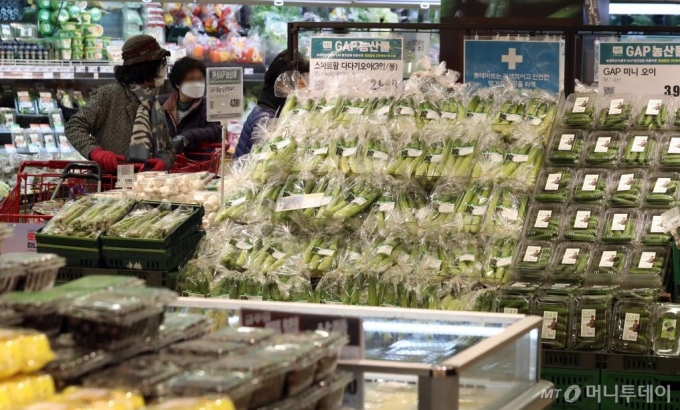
[535,288,573,350]
[654,304,680,357]
[495,282,539,315]
[534,168,573,203]
[601,209,640,244]
[609,169,647,207]
[147,313,213,352]
[597,94,635,130]
[162,339,249,366]
[64,288,177,349]
[620,131,657,166]
[571,286,616,351]
[591,245,629,277]
[524,204,562,240]
[204,326,275,345]
[162,370,258,410]
[639,209,672,245]
[658,133,680,168]
[255,341,326,397]
[572,169,608,204]
[584,131,622,166]
[0,252,65,293]
[634,95,672,130]
[547,129,586,165]
[271,331,349,382]
[515,241,552,281]
[45,334,111,384]
[559,92,597,128]
[612,299,655,355]
[626,246,668,289]
[550,242,592,283]
[643,172,680,208]
[562,205,603,242]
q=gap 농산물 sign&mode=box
[599,42,680,96]
[309,37,403,92]
[206,67,243,122]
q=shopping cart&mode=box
[0,161,115,223]
[172,142,224,174]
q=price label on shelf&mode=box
[206,67,243,122]
[43,72,53,79]
[87,66,99,73]
[61,72,74,79]
[100,66,114,73]
[599,41,680,96]
[75,66,86,73]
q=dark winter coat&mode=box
[158,92,222,150]
[234,105,276,159]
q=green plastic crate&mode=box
[100,201,204,250]
[56,267,176,289]
[102,231,204,271]
[35,231,100,249]
[542,367,600,410]
[601,371,680,410]
[37,243,101,268]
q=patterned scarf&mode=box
[126,84,169,162]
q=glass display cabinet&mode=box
[171,297,553,410]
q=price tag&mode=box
[21,72,32,79]
[100,66,114,73]
[87,66,99,73]
[43,72,53,79]
[244,67,254,75]
[61,73,75,80]
[75,66,86,73]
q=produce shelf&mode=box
[544,350,680,375]
[102,231,204,271]
[542,367,600,410]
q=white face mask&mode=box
[180,81,205,99]
[155,65,167,88]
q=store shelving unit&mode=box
[171,297,554,410]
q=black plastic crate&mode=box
[38,243,101,268]
[56,267,176,289]
[36,231,100,249]
[102,231,204,271]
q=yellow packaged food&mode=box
[22,333,54,373]
[147,397,235,410]
[0,330,23,379]
[0,329,54,379]
[0,373,55,409]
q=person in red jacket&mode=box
[159,57,222,155]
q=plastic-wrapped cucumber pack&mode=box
[536,291,572,350]
[571,286,616,351]
[612,299,654,355]
[495,282,539,315]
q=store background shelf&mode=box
[544,350,680,375]
[542,367,600,410]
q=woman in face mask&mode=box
[65,34,174,172]
[159,57,221,155]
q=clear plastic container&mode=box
[535,294,572,350]
[480,237,517,285]
[597,94,635,130]
[161,370,258,410]
[590,245,629,277]
[609,169,647,207]
[550,242,592,284]
[547,129,586,165]
[515,241,552,281]
[204,326,276,345]
[653,304,680,357]
[59,275,145,290]
[633,95,672,130]
[639,209,672,246]
[572,169,608,204]
[162,339,249,366]
[315,371,354,410]
[628,246,669,277]
[524,204,562,240]
[147,313,213,352]
[145,397,236,410]
[559,92,597,128]
[45,334,112,384]
[256,342,326,397]
[658,133,680,168]
[611,299,654,355]
[84,354,183,399]
[65,288,177,349]
[601,209,640,244]
[584,131,622,166]
[620,131,657,166]
[0,252,65,293]
[562,205,603,242]
[495,282,539,315]
[643,171,680,208]
[534,168,573,203]
[571,292,613,352]
[270,331,349,381]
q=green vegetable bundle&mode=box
[321,176,380,221]
[483,186,529,236]
[388,133,425,177]
[491,98,526,138]
[280,95,314,119]
[303,236,341,274]
[332,131,361,175]
[444,126,476,178]
[563,206,601,242]
[602,210,638,243]
[238,270,267,300]
[274,173,331,223]
[535,169,571,203]
[471,132,504,179]
[108,205,162,238]
[573,170,607,204]
[362,237,407,275]
[414,127,452,179]
[314,268,352,304]
[612,300,653,355]
[526,95,557,134]
[585,133,620,165]
[264,273,313,302]
[561,93,596,127]
[525,205,560,240]
[610,171,644,207]
[215,184,259,223]
[482,238,516,284]
[466,94,493,118]
[551,243,591,283]
[640,211,672,246]
[571,294,612,351]
[500,131,544,185]
[128,206,193,240]
[458,180,494,234]
[654,305,680,356]
[658,135,680,167]
[644,173,679,208]
[496,283,537,314]
[516,242,551,278]
[311,95,344,123]
[621,134,655,166]
[629,247,668,276]
[250,130,297,182]
[420,179,466,233]
[536,296,571,350]
[378,268,411,307]
[598,98,633,129]
[416,99,441,128]
[369,97,396,122]
[220,236,259,272]
[336,97,371,124]
[548,131,583,164]
[439,95,465,122]
[592,246,627,275]
[363,127,393,172]
[43,196,136,238]
[635,98,669,129]
[346,271,380,306]
[411,242,450,277]
[291,138,332,175]
[449,241,481,277]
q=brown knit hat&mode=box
[122,35,170,66]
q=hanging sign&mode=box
[309,36,403,91]
[206,67,243,122]
[599,42,680,96]
[464,39,562,94]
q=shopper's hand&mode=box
[89,148,125,173]
[172,135,188,154]
[145,158,167,171]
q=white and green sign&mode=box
[599,42,680,96]
[310,37,403,91]
[206,67,243,122]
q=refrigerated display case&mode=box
[171,297,553,410]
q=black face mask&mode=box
[257,83,288,114]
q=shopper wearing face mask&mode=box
[65,34,174,172]
[159,57,221,155]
